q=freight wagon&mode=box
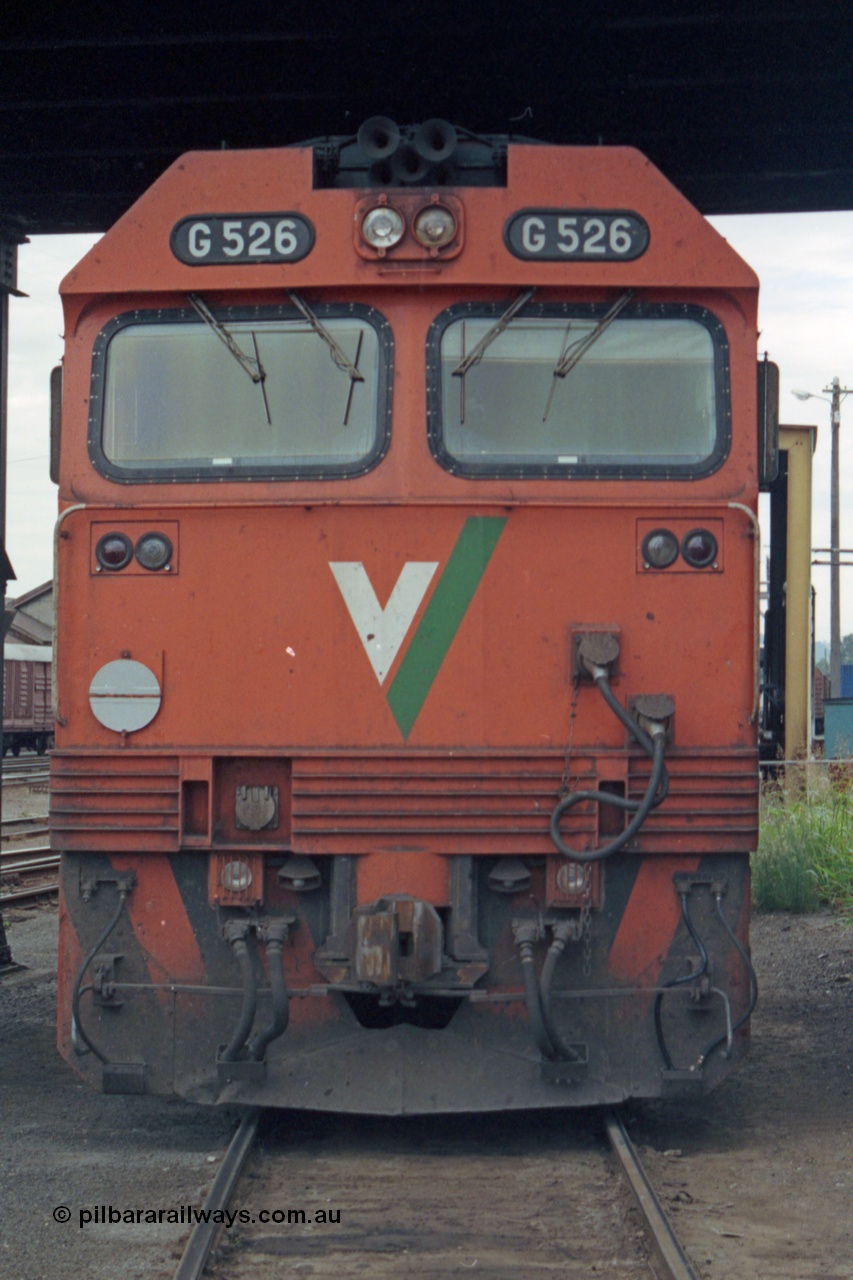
[3,643,53,756]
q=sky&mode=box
[6,214,853,642]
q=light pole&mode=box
[793,379,851,696]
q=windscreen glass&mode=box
[429,301,728,477]
[92,302,390,480]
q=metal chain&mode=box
[561,679,580,795]
[581,863,593,977]
[561,680,593,975]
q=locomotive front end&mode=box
[53,123,761,1111]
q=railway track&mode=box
[1,765,55,901]
[174,1107,700,1280]
[1,758,50,788]
[2,816,50,841]
[0,844,57,903]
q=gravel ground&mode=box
[629,909,853,1279]
[1,845,850,1279]
[0,902,237,1280]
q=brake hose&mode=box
[653,890,710,1071]
[247,918,293,1062]
[72,885,132,1062]
[530,648,672,1059]
[696,890,758,1068]
[220,920,258,1063]
[549,664,670,862]
[654,887,758,1073]
[513,921,559,1061]
[539,922,585,1062]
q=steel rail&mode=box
[605,1110,700,1280]
[1,772,50,788]
[0,880,58,904]
[0,845,59,903]
[173,1106,261,1280]
[2,818,50,836]
[0,844,55,870]
[170,1104,693,1278]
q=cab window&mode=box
[89,301,392,481]
[427,300,729,478]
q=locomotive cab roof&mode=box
[61,120,757,302]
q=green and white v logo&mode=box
[330,516,507,738]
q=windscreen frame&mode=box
[87,301,393,483]
[426,299,731,481]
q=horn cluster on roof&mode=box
[309,117,513,189]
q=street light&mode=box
[792,378,851,696]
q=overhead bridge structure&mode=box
[0,4,852,235]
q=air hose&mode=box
[549,660,671,862]
[654,887,758,1072]
[696,890,758,1068]
[71,883,133,1062]
[539,921,585,1062]
[653,890,710,1070]
[220,920,258,1063]
[523,642,674,1059]
[513,921,559,1061]
[247,919,293,1062]
[526,759,672,1061]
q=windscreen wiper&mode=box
[287,291,365,384]
[287,290,366,427]
[452,287,535,377]
[543,289,634,421]
[187,293,271,424]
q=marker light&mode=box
[681,528,718,569]
[135,531,173,571]
[95,531,133,571]
[220,860,253,894]
[412,204,457,249]
[361,205,405,250]
[641,528,679,569]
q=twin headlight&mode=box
[360,200,458,255]
[642,528,718,570]
[95,531,173,572]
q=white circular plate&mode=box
[89,659,161,732]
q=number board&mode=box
[504,209,649,262]
[170,214,315,265]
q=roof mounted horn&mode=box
[311,117,508,189]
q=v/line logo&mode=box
[330,516,507,739]
[329,560,439,685]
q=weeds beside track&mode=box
[756,770,853,916]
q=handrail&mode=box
[52,504,87,725]
[728,501,760,724]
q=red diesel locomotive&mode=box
[53,119,766,1111]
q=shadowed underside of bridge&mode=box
[1,1,852,234]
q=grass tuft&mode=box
[755,776,853,916]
